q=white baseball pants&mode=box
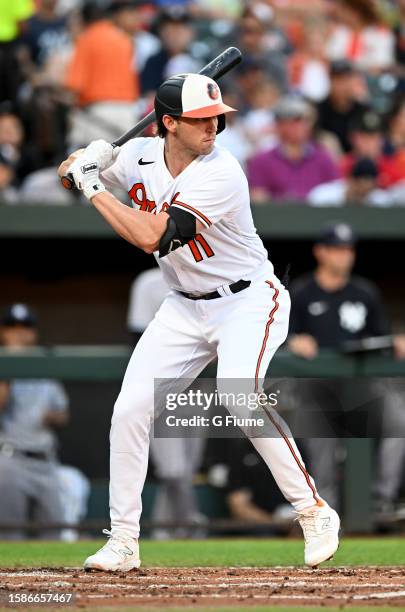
[110,271,320,538]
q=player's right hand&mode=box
[288,334,319,359]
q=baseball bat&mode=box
[61,46,242,190]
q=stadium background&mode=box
[1,0,405,539]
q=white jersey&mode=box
[102,136,270,294]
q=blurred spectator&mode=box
[216,90,252,168]
[226,439,295,534]
[234,5,290,93]
[308,157,392,207]
[288,223,388,357]
[248,95,340,203]
[131,3,160,73]
[17,0,74,163]
[18,166,77,205]
[342,110,384,169]
[342,110,405,188]
[0,154,17,203]
[326,0,395,73]
[288,223,405,512]
[0,103,73,205]
[57,464,90,542]
[380,98,405,184]
[394,0,405,71]
[0,104,39,187]
[317,60,369,153]
[140,7,199,95]
[233,58,269,114]
[385,97,405,153]
[241,79,280,153]
[19,0,70,71]
[127,268,207,539]
[127,267,169,344]
[287,22,330,102]
[0,0,34,103]
[0,303,69,539]
[65,0,140,150]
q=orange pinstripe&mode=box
[255,280,320,506]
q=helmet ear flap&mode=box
[217,114,225,134]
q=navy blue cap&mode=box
[1,303,37,327]
[317,223,357,246]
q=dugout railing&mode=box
[1,347,404,534]
[1,204,405,238]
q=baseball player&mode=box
[58,73,340,570]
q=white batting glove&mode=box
[82,140,120,171]
[67,156,106,201]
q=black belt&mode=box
[0,444,49,461]
[178,279,251,301]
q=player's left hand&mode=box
[67,156,106,201]
[82,139,120,171]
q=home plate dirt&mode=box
[0,567,404,608]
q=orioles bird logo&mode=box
[207,83,219,100]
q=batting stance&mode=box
[59,73,340,570]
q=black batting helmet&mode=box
[154,73,235,136]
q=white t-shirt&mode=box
[326,25,394,71]
[102,137,269,294]
[308,179,393,207]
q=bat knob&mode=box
[61,173,75,190]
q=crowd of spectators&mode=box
[1,0,405,205]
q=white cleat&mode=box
[84,529,141,572]
[297,501,340,568]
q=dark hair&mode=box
[339,0,381,25]
[157,116,168,138]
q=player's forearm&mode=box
[227,492,274,523]
[91,191,169,253]
[229,500,274,523]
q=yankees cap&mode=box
[1,303,37,327]
[351,157,378,179]
[349,111,383,133]
[317,223,357,247]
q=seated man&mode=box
[288,224,405,512]
[308,157,392,207]
[248,95,340,203]
[0,303,69,539]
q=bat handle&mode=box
[60,173,75,190]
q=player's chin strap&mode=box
[159,207,197,257]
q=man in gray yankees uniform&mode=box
[0,304,69,539]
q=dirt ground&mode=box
[0,566,404,608]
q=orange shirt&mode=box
[65,20,138,106]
